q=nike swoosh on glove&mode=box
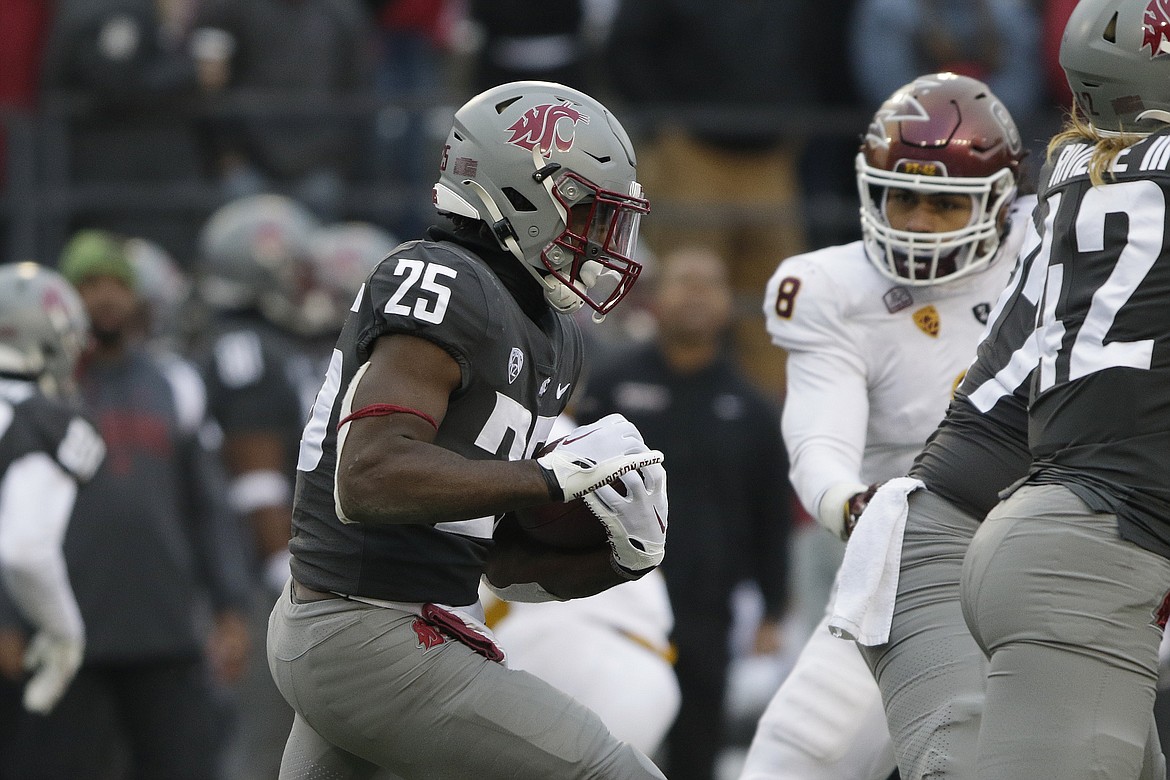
[536,413,663,501]
[583,460,668,578]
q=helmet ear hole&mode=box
[502,188,537,212]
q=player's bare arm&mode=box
[336,332,553,525]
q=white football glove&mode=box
[583,460,668,578]
[536,414,664,501]
[22,631,84,714]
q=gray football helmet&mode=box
[125,238,192,344]
[308,221,399,334]
[433,81,649,316]
[0,262,89,397]
[1061,0,1170,135]
[197,194,324,334]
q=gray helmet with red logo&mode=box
[856,73,1023,286]
[308,221,399,334]
[433,81,649,316]
[0,262,89,397]
[1061,0,1170,136]
[197,194,324,334]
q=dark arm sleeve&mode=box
[180,424,253,611]
[747,398,792,619]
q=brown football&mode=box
[514,496,608,551]
[518,437,609,551]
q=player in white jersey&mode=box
[739,73,1029,780]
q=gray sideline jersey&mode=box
[290,238,584,605]
[911,194,1042,518]
[1022,131,1170,558]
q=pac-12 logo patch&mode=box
[883,286,913,314]
[506,101,589,157]
[508,347,524,384]
[972,302,991,325]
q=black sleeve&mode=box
[178,422,253,612]
[746,396,793,620]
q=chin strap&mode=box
[462,178,585,315]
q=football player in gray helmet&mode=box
[0,262,104,717]
[269,81,669,779]
[433,80,649,319]
[951,1,1170,778]
[196,193,327,337]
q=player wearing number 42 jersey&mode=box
[953,1,1170,776]
[831,5,1170,777]
[269,80,670,780]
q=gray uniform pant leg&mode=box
[860,489,987,780]
[267,583,666,780]
[961,483,1170,780]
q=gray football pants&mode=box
[961,483,1170,780]
[863,489,1166,780]
[267,582,666,780]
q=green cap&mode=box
[59,230,136,288]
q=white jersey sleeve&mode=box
[764,249,871,536]
[0,453,83,641]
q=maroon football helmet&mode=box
[856,73,1024,285]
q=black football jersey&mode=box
[1023,131,1170,557]
[199,313,314,471]
[0,380,104,490]
[289,238,584,605]
[911,194,1044,518]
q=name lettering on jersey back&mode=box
[1047,140,1170,188]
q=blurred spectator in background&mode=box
[794,1,867,251]
[576,247,793,780]
[849,0,1047,184]
[466,0,588,92]
[192,0,376,222]
[191,195,329,780]
[5,232,251,780]
[602,0,813,395]
[39,0,230,264]
[365,0,460,237]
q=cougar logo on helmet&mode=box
[506,101,590,157]
[1142,0,1170,58]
